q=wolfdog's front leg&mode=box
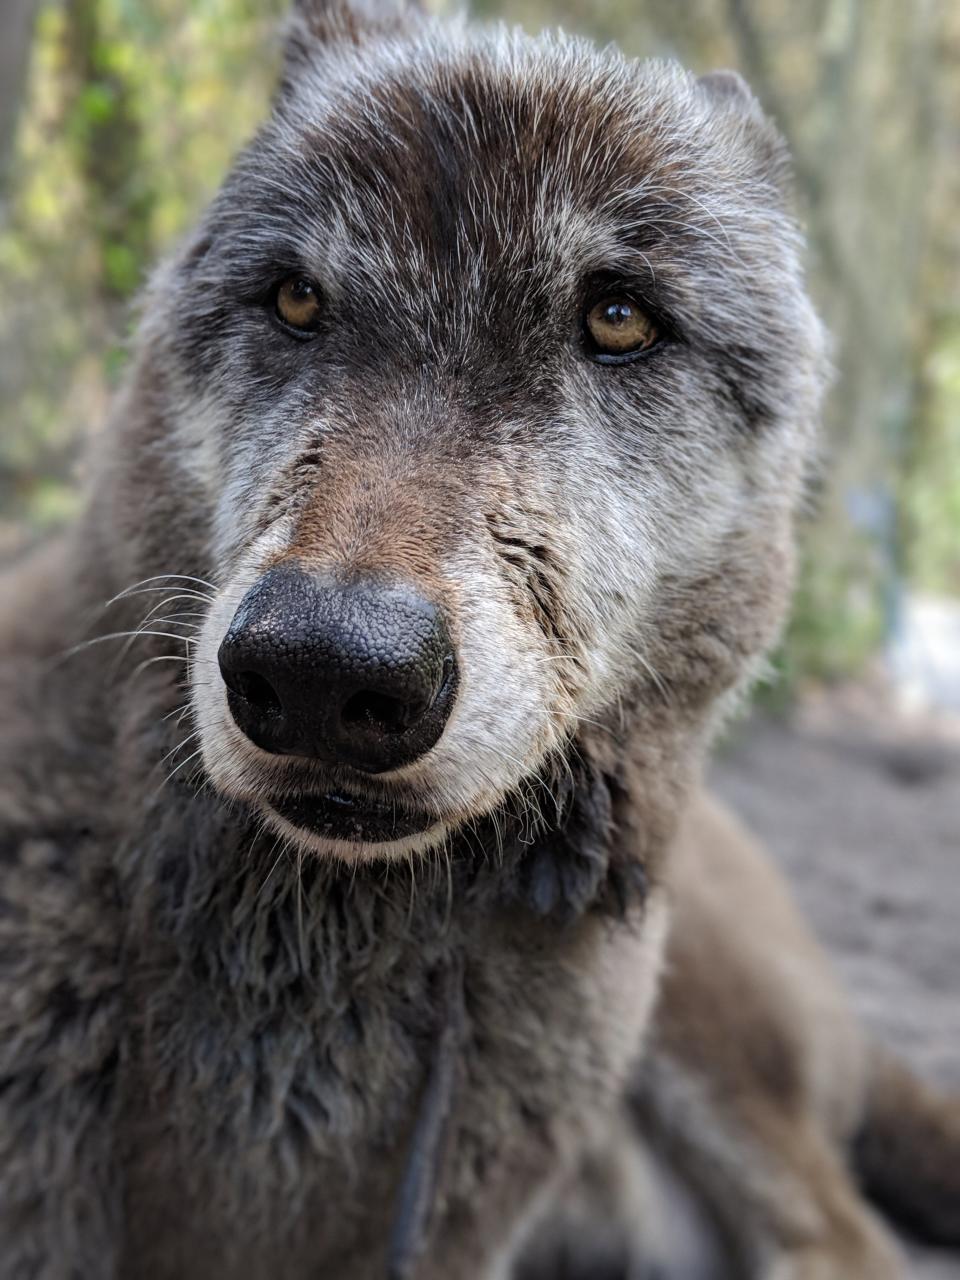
[0,836,122,1280]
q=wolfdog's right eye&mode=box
[584,296,660,362]
[274,275,323,335]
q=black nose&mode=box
[218,565,458,773]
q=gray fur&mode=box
[0,2,825,1277]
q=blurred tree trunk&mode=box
[719,0,940,677]
[0,0,40,197]
[0,0,40,534]
[63,0,155,303]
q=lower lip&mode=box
[266,790,436,844]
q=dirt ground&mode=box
[711,689,960,1278]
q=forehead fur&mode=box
[233,23,796,305]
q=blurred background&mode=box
[0,2,958,1267]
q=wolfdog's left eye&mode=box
[584,296,659,362]
[274,275,323,334]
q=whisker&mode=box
[64,629,195,657]
[134,594,207,628]
[150,746,205,799]
[625,643,673,704]
[126,653,209,682]
[109,586,214,606]
[161,700,196,727]
[112,608,201,672]
[565,713,614,735]
[126,614,203,634]
[105,574,217,608]
[51,629,195,672]
[157,732,201,771]
[296,844,307,969]
[255,836,290,905]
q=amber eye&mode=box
[275,275,323,333]
[584,296,659,360]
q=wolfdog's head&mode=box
[115,0,825,861]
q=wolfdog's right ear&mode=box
[282,0,424,72]
[697,69,793,194]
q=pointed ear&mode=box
[698,68,757,108]
[283,0,423,68]
[698,69,793,192]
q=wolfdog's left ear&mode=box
[698,69,793,192]
[284,0,423,68]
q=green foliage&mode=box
[903,322,960,596]
[0,0,286,546]
[787,539,889,681]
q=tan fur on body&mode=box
[520,795,960,1279]
[641,795,905,1279]
[2,2,957,1279]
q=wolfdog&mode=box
[1,2,957,1278]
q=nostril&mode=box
[341,690,415,735]
[225,669,283,716]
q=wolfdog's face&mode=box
[141,1,824,861]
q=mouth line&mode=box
[265,788,438,845]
